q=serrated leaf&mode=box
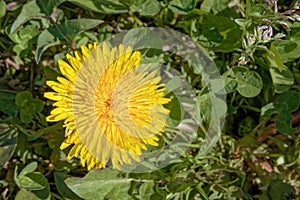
[0,0,6,18]
[0,124,18,169]
[168,0,195,14]
[234,67,263,98]
[270,65,294,93]
[65,169,135,200]
[35,18,103,62]
[67,0,128,14]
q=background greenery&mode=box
[0,0,299,199]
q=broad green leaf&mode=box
[67,0,128,14]
[130,0,160,16]
[270,65,294,93]
[0,124,18,169]
[15,189,40,200]
[15,162,51,200]
[266,43,283,71]
[168,0,195,14]
[35,18,103,62]
[267,180,296,199]
[192,10,242,52]
[54,172,82,200]
[200,0,229,14]
[65,169,134,200]
[0,0,6,18]
[10,0,65,33]
[276,90,300,112]
[15,91,32,107]
[36,0,65,16]
[275,113,295,134]
[272,40,300,62]
[17,172,47,190]
[234,67,263,98]
[122,28,148,47]
[18,162,38,177]
[10,1,43,33]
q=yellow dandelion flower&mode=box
[44,42,170,170]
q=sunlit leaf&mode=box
[65,169,135,200]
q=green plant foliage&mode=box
[0,0,299,199]
[65,169,136,200]
[0,124,18,169]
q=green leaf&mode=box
[267,180,296,199]
[130,0,160,16]
[10,0,65,33]
[270,65,294,93]
[275,113,295,134]
[65,169,135,200]
[272,40,300,63]
[266,43,284,71]
[168,0,195,14]
[15,91,33,107]
[261,103,278,119]
[67,0,128,14]
[54,172,82,200]
[0,124,18,169]
[18,162,38,177]
[0,91,18,117]
[276,90,300,112]
[10,1,44,34]
[36,0,65,16]
[0,0,6,18]
[198,93,227,121]
[192,11,242,52]
[18,172,47,190]
[136,182,156,200]
[233,67,263,98]
[35,18,103,62]
[15,189,40,200]
[166,94,182,126]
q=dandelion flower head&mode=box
[44,42,170,170]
